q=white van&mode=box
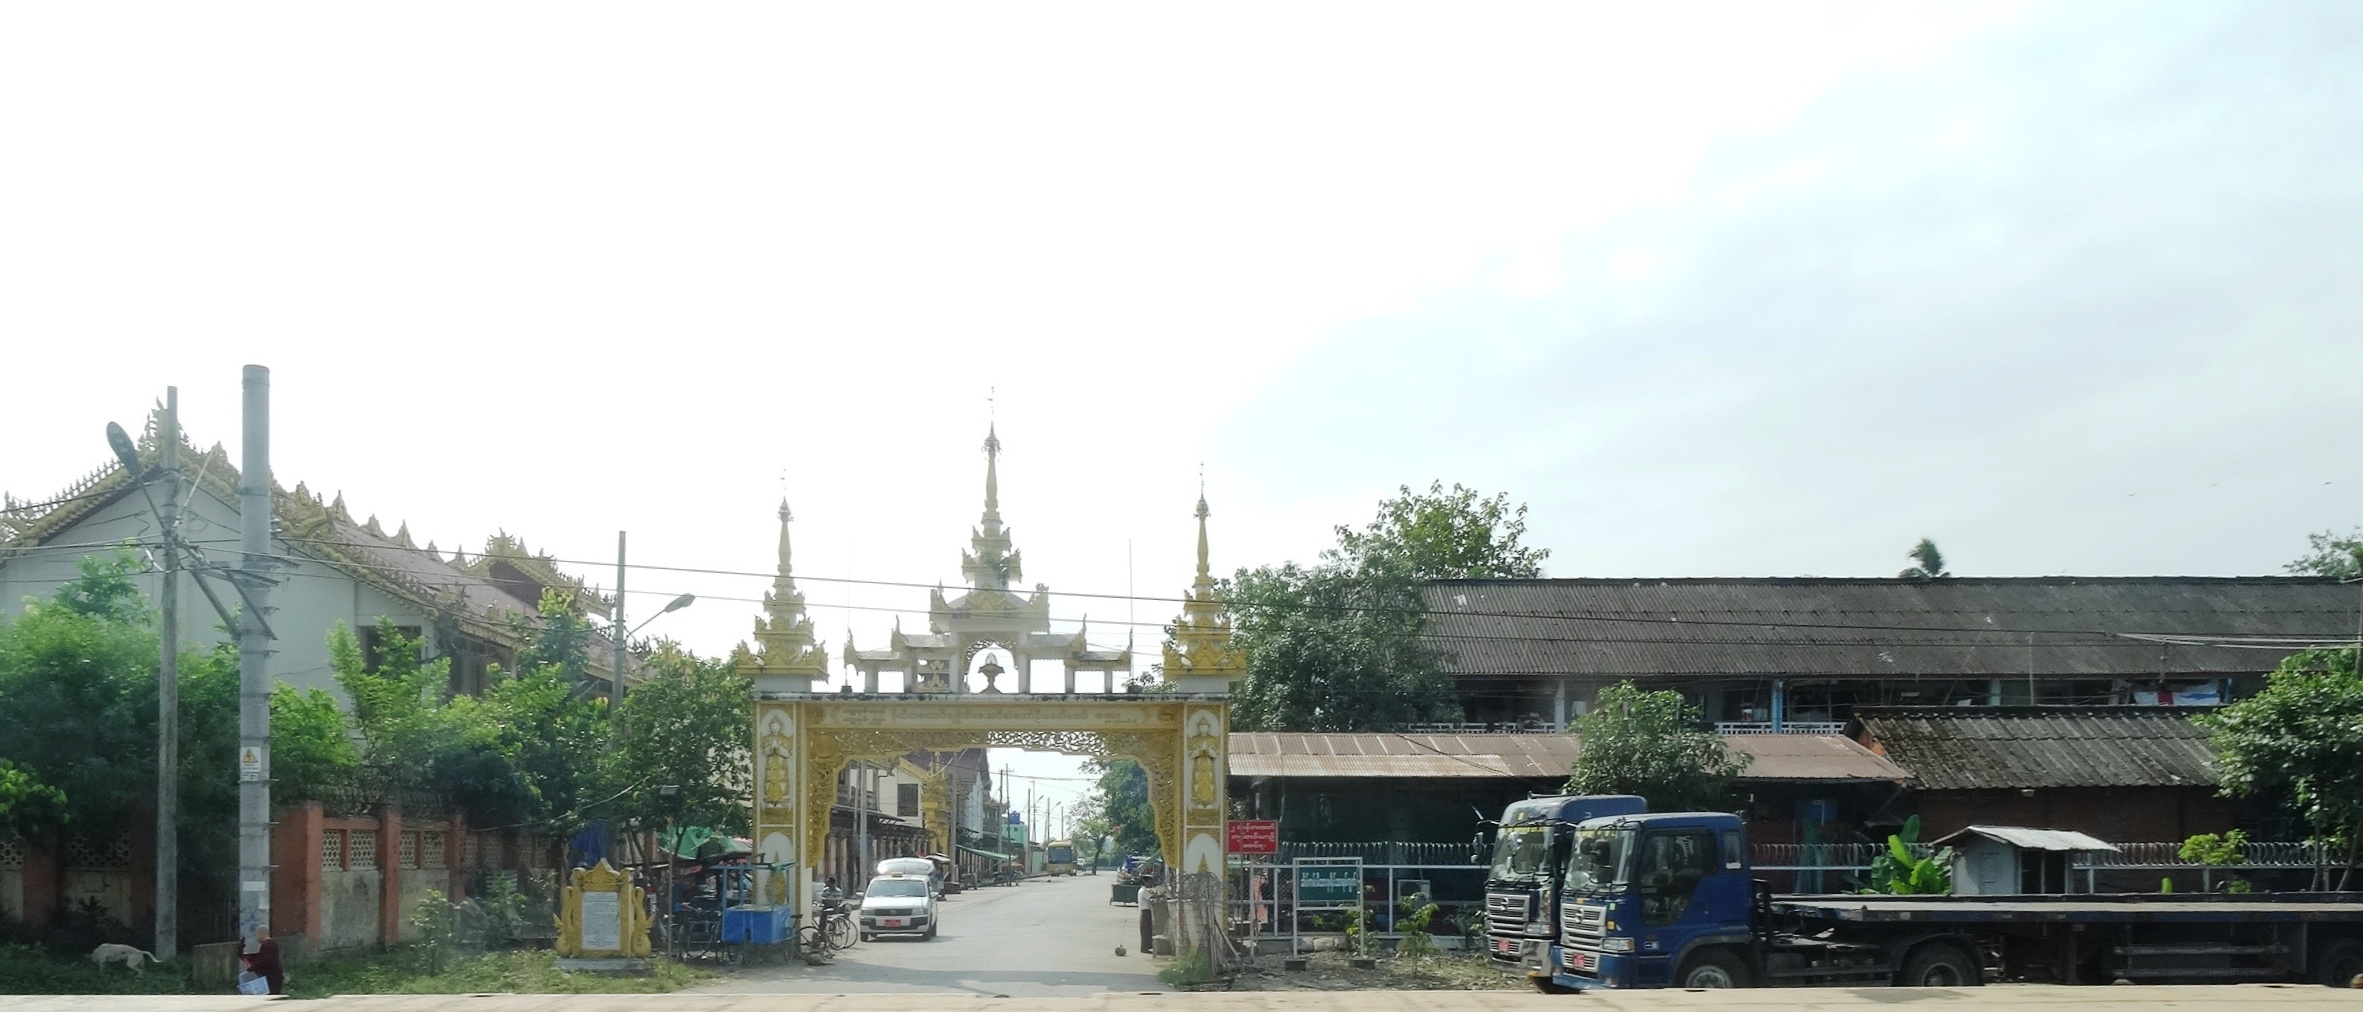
[876,856,944,898]
[859,873,938,941]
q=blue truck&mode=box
[1481,794,1648,979]
[1540,811,2363,991]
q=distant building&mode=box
[0,413,628,698]
[1227,732,1905,837]
[1424,577,2355,733]
[1850,705,2238,843]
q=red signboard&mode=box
[1226,820,1279,854]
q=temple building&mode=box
[0,408,628,699]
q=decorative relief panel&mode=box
[812,700,1181,730]
[756,706,797,827]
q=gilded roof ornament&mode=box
[1163,491,1247,684]
[738,500,827,682]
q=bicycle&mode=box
[796,894,857,964]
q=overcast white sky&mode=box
[6,2,2360,802]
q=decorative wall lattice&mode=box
[322,830,345,870]
[399,832,419,869]
[462,833,481,868]
[0,835,23,869]
[351,830,379,870]
[63,832,130,869]
[424,831,447,869]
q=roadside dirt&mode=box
[1210,950,1528,992]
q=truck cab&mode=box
[1483,794,1647,982]
[1552,812,1756,991]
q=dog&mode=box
[89,943,158,972]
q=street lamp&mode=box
[608,587,694,733]
[630,593,696,639]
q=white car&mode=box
[860,874,938,941]
[875,856,944,899]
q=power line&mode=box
[19,532,2363,654]
[178,531,2363,645]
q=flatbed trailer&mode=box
[1541,813,2363,992]
[1769,893,2363,985]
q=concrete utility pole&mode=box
[854,761,869,881]
[237,365,273,947]
[155,387,180,960]
[611,531,627,749]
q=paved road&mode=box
[18,985,2363,1011]
[692,871,1169,996]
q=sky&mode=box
[5,2,2360,802]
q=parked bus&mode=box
[1046,839,1076,876]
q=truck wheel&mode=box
[1676,948,1750,988]
[2314,938,2363,988]
[1900,943,1981,987]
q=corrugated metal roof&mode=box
[1226,732,1905,782]
[1423,577,2356,681]
[1854,706,2216,790]
[1931,826,2119,852]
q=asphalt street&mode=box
[691,870,1170,996]
[22,985,2363,1011]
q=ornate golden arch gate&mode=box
[750,694,1227,911]
[732,428,1246,920]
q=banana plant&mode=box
[1866,816,1954,895]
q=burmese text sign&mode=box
[1227,820,1278,854]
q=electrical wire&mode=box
[148,531,2363,648]
[14,537,2359,657]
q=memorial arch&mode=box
[736,427,1246,917]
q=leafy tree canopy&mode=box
[0,549,163,835]
[1227,561,1453,732]
[1899,538,1951,581]
[602,643,751,837]
[2199,646,2363,886]
[270,682,358,808]
[1228,481,1544,732]
[1564,681,1750,812]
[1333,481,1549,580]
[2286,528,2363,579]
[0,759,68,839]
[1085,757,1159,859]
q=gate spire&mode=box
[739,499,827,689]
[1164,490,1247,690]
[962,424,1023,592]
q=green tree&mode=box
[269,682,359,806]
[329,620,538,824]
[0,759,68,839]
[0,550,250,940]
[602,643,751,837]
[1564,681,1750,811]
[2199,646,2363,888]
[0,549,162,837]
[1229,482,1545,732]
[1332,481,1549,580]
[2287,528,2363,579]
[1898,538,1951,581]
[1086,758,1159,859]
[1228,560,1454,732]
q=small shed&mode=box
[1932,825,2117,895]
